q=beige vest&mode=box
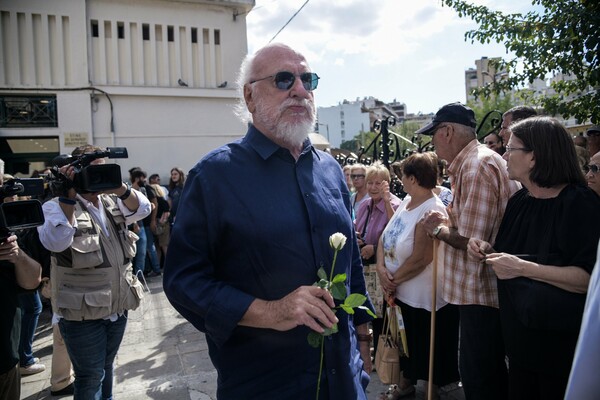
[50,194,144,321]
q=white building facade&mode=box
[0,0,253,180]
[317,97,401,149]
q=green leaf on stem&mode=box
[332,273,347,283]
[307,332,323,348]
[341,304,355,314]
[322,323,338,336]
[316,279,329,289]
[344,293,367,308]
[317,267,328,281]
[330,282,347,300]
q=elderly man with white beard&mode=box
[163,43,374,400]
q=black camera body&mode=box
[0,178,45,241]
[51,147,128,194]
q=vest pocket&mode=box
[122,230,139,259]
[122,274,144,311]
[56,285,112,321]
[71,235,104,269]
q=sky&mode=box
[245,0,536,115]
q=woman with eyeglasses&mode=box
[469,116,600,400]
[377,153,459,400]
[585,151,600,196]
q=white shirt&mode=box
[382,195,448,311]
[38,189,151,253]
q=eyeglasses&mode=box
[350,174,365,180]
[432,124,448,136]
[505,146,531,153]
[585,164,600,174]
[484,141,499,145]
[249,71,320,91]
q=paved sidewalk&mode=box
[21,276,464,400]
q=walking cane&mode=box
[427,238,438,400]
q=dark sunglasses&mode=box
[250,71,320,91]
[584,164,599,174]
[350,174,365,179]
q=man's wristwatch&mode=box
[432,226,443,239]
[118,183,132,200]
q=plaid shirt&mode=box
[441,140,520,307]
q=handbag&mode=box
[375,305,401,384]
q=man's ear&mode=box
[244,85,256,114]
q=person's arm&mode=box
[485,253,590,293]
[105,182,141,213]
[381,181,396,220]
[390,223,434,284]
[114,187,151,225]
[0,235,41,289]
[433,225,469,251]
[355,322,372,373]
[38,199,77,252]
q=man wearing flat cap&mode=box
[419,102,520,400]
[586,125,600,158]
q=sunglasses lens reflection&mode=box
[274,72,319,91]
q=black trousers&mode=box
[458,305,508,400]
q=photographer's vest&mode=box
[50,194,144,321]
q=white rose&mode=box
[329,232,347,251]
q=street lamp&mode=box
[317,123,330,141]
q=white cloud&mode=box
[246,0,529,113]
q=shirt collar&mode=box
[245,124,320,161]
[448,139,479,177]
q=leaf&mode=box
[322,323,338,336]
[344,293,367,308]
[359,306,378,319]
[332,273,347,283]
[341,304,355,314]
[330,282,347,301]
[307,332,322,348]
[316,279,329,289]
[317,267,328,281]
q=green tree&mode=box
[443,0,600,123]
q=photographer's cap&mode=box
[416,102,477,135]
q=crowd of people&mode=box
[1,42,600,400]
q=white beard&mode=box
[254,96,316,148]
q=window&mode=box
[91,20,99,37]
[167,26,174,42]
[142,24,149,41]
[0,96,58,128]
[191,28,198,43]
[214,29,220,45]
[117,22,124,39]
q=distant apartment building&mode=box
[317,97,404,148]
[464,56,507,104]
[0,0,254,179]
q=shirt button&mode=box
[331,369,336,375]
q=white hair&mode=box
[233,52,255,124]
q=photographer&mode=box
[0,164,42,400]
[37,145,150,400]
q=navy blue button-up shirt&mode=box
[164,125,374,399]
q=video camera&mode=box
[0,177,45,241]
[50,147,128,194]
